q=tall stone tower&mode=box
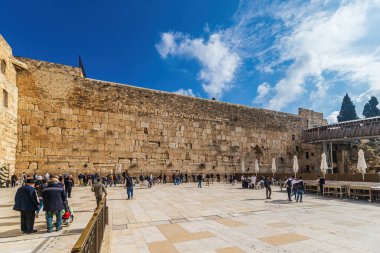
[0,35,25,180]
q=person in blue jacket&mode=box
[13,178,39,234]
[42,177,67,232]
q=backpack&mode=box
[286,179,292,188]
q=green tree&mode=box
[362,96,380,118]
[337,93,358,122]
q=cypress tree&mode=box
[362,96,380,118]
[337,93,358,122]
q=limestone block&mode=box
[48,127,62,135]
[28,162,38,170]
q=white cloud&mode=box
[156,32,241,99]
[250,0,380,111]
[173,88,196,97]
[327,111,339,124]
[253,82,271,103]
[156,0,380,118]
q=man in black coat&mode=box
[13,178,39,234]
[64,175,74,198]
[42,178,67,232]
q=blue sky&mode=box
[1,0,380,123]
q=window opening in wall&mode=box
[143,128,148,134]
[292,135,296,140]
[311,152,314,157]
[1,60,6,74]
[296,146,300,152]
[306,152,309,159]
[3,89,8,108]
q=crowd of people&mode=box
[10,168,327,235]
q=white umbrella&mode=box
[293,156,299,178]
[254,159,259,176]
[357,149,367,181]
[271,158,276,177]
[320,153,328,178]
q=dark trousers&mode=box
[11,181,16,187]
[320,184,324,196]
[287,187,292,200]
[266,187,272,198]
[20,210,35,233]
[65,187,72,198]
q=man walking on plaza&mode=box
[296,177,305,202]
[92,178,107,207]
[284,176,293,201]
[125,173,134,200]
[13,178,39,234]
[317,176,325,196]
[42,178,66,232]
[264,176,272,199]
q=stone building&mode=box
[0,35,327,178]
[0,35,26,178]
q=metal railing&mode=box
[71,197,108,253]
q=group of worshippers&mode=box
[13,175,72,234]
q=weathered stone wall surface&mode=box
[0,35,18,177]
[299,108,328,128]
[15,57,323,176]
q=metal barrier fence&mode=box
[71,197,108,253]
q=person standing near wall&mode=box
[125,173,134,200]
[78,173,84,187]
[13,178,39,234]
[11,174,17,187]
[317,176,325,196]
[197,173,203,188]
[64,175,74,198]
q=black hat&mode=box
[25,178,36,184]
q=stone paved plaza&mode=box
[108,183,380,253]
[1,183,380,253]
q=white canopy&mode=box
[254,159,259,175]
[293,155,299,178]
[320,153,328,177]
[271,158,276,176]
[357,149,367,181]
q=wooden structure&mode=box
[303,116,380,143]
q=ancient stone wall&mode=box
[15,57,323,177]
[0,35,19,177]
[298,108,328,128]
